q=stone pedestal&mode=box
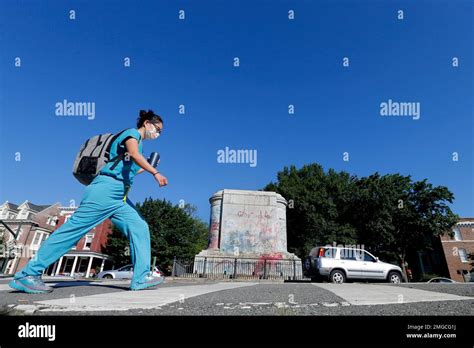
[194,189,302,278]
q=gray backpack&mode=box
[72,129,128,185]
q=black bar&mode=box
[0,316,471,346]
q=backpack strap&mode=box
[105,129,129,170]
[109,153,125,170]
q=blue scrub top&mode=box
[99,128,143,186]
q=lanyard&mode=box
[123,185,131,202]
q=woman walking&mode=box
[9,110,168,293]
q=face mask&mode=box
[145,123,160,140]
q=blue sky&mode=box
[1,0,472,223]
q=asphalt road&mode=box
[1,277,473,316]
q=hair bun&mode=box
[136,109,163,128]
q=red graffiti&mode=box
[259,253,284,261]
[253,253,284,276]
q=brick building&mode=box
[0,200,114,278]
[439,218,474,282]
[43,206,114,278]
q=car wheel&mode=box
[387,271,401,284]
[329,270,345,284]
[103,274,113,279]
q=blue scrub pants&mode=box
[14,174,151,288]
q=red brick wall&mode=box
[440,219,474,282]
[54,214,113,253]
[6,206,114,274]
[90,219,113,252]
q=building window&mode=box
[46,216,57,226]
[32,231,49,246]
[453,227,462,241]
[84,234,94,250]
[41,233,47,243]
[15,228,23,241]
[32,232,42,245]
[18,209,29,219]
[459,249,468,263]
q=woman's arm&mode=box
[124,138,157,175]
[137,158,160,174]
[125,138,168,187]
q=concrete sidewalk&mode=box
[313,283,473,305]
[11,282,260,313]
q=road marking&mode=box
[313,283,473,305]
[217,301,349,310]
[321,302,339,307]
[13,282,259,313]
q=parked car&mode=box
[427,277,456,283]
[97,264,162,280]
[303,246,403,284]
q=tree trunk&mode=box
[399,253,408,282]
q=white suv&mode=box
[303,246,403,284]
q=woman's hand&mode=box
[154,173,168,187]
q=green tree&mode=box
[104,198,208,274]
[263,163,459,278]
[348,173,412,262]
[263,164,358,257]
[391,179,458,279]
[349,174,458,278]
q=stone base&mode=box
[192,189,303,279]
[192,249,302,279]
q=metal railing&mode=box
[171,256,309,281]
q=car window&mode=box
[322,248,336,258]
[309,248,320,257]
[119,265,131,272]
[340,248,357,261]
[310,247,336,258]
[363,252,376,262]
